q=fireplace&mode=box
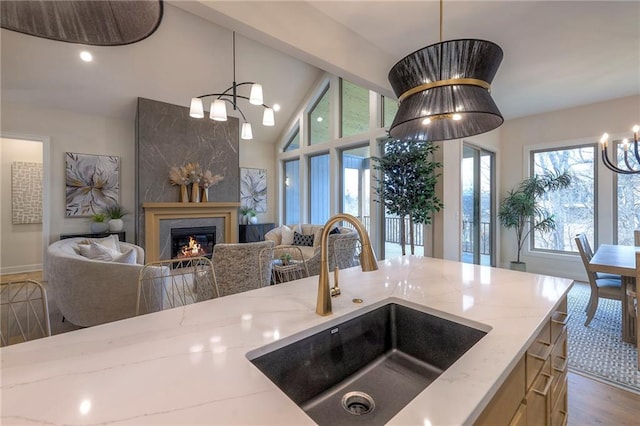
[171,226,216,259]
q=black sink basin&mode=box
[247,299,489,425]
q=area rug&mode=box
[566,282,639,393]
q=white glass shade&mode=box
[262,107,275,126]
[210,99,227,121]
[249,84,263,105]
[241,122,253,140]
[189,98,204,118]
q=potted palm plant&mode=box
[498,170,571,271]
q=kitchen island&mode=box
[1,256,572,425]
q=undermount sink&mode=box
[247,298,490,425]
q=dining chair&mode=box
[0,279,51,346]
[212,241,275,297]
[575,234,623,326]
[136,256,218,315]
[628,252,639,369]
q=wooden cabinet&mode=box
[476,295,568,426]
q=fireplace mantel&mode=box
[142,202,240,262]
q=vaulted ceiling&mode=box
[2,1,639,146]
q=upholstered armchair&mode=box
[46,237,145,327]
[212,240,275,297]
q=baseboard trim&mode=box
[0,264,43,275]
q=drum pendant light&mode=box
[388,1,504,141]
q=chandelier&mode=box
[599,125,640,174]
[387,0,503,142]
[189,31,275,140]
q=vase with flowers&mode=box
[169,165,190,202]
[200,170,225,202]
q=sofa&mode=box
[264,224,359,276]
[46,236,145,327]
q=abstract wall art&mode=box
[240,167,267,212]
[11,161,43,224]
[65,152,120,217]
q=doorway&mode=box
[462,144,495,266]
[0,136,49,276]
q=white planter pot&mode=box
[250,216,258,224]
[108,218,124,232]
[91,222,109,233]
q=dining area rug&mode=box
[566,282,639,393]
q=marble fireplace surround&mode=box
[143,202,239,262]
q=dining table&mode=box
[588,243,639,344]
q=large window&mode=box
[309,153,330,224]
[283,126,299,152]
[341,146,370,227]
[283,159,300,224]
[382,96,398,128]
[341,80,369,137]
[615,140,640,245]
[531,145,595,252]
[309,85,330,145]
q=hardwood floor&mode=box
[568,371,640,425]
[1,270,43,282]
[2,272,639,424]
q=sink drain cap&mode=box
[342,391,375,415]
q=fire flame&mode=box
[179,236,205,258]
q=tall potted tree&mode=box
[498,170,571,271]
[373,139,443,255]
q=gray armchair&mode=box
[46,237,145,327]
[212,240,275,297]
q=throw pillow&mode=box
[329,227,341,235]
[313,228,323,248]
[281,225,295,245]
[80,241,121,261]
[77,234,120,254]
[292,231,314,247]
[113,247,137,264]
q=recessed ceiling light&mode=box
[272,104,281,112]
[317,117,323,122]
[80,51,93,62]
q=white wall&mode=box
[239,139,276,223]
[499,94,640,281]
[1,138,43,273]
[1,102,136,243]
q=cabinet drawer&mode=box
[551,378,568,426]
[526,320,552,389]
[509,403,527,426]
[551,297,569,344]
[526,358,553,426]
[551,329,568,404]
[475,356,526,426]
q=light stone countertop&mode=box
[0,256,573,425]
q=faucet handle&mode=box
[330,267,341,297]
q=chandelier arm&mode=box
[602,147,638,174]
[633,140,640,164]
[623,151,640,173]
[195,93,272,110]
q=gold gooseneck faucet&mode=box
[316,213,378,316]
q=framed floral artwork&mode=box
[240,168,267,212]
[65,152,120,217]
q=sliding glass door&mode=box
[462,144,495,266]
